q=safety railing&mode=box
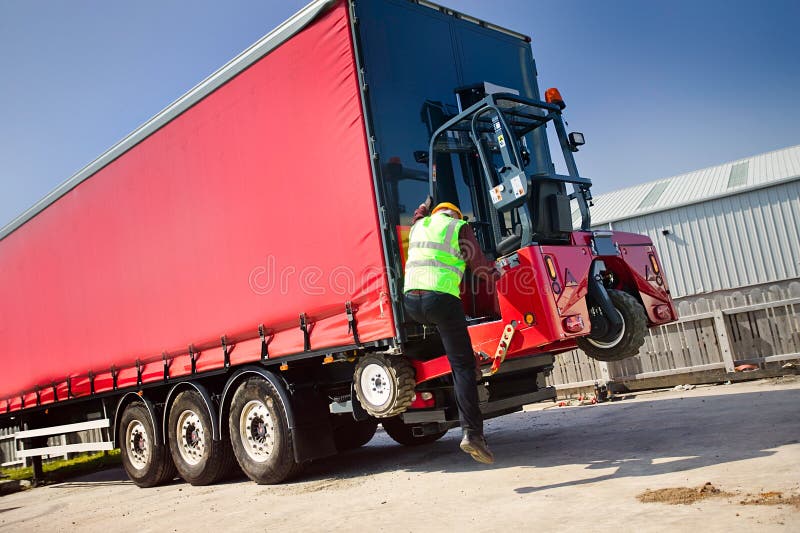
[549,283,800,390]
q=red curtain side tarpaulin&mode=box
[0,1,394,402]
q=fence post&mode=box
[713,310,736,372]
[30,436,47,487]
[597,361,611,383]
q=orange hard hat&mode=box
[431,202,463,220]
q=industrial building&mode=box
[552,145,800,389]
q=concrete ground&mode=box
[1,378,798,532]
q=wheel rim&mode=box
[239,399,275,463]
[126,419,150,470]
[176,409,206,466]
[586,309,626,349]
[360,363,393,408]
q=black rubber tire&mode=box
[331,415,378,451]
[228,377,303,484]
[577,289,648,362]
[382,416,448,446]
[167,390,237,486]
[119,402,177,488]
[353,353,416,418]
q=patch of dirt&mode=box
[637,482,732,505]
[639,484,800,511]
[267,477,359,496]
[740,491,800,509]
[764,374,799,385]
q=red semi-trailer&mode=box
[0,0,677,486]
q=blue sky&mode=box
[1,0,798,227]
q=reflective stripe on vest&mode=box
[403,213,466,298]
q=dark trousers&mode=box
[404,290,483,434]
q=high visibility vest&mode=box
[403,212,467,298]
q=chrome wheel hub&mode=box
[126,420,150,470]
[176,410,206,466]
[239,400,274,462]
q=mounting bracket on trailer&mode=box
[136,360,143,387]
[221,336,231,369]
[163,352,170,381]
[300,314,312,351]
[111,367,119,391]
[259,324,273,362]
[189,345,197,374]
[35,387,41,407]
[489,323,516,375]
[66,377,72,399]
[345,301,361,347]
[51,383,58,402]
[89,372,96,395]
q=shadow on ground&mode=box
[302,387,800,493]
[39,386,800,493]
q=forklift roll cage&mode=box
[427,92,594,253]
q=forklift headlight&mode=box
[569,132,585,147]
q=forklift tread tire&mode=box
[577,289,647,362]
[382,416,448,446]
[353,353,416,418]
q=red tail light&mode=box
[563,315,584,333]
[410,392,435,409]
[654,304,671,320]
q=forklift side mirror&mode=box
[413,150,429,164]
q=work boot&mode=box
[460,430,494,464]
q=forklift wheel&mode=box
[353,353,416,418]
[577,289,647,362]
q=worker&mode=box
[403,198,499,464]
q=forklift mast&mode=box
[428,86,594,257]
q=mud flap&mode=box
[288,386,338,462]
[350,382,371,422]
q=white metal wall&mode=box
[604,180,800,298]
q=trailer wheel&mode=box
[577,289,647,362]
[119,402,176,487]
[382,417,448,446]
[353,353,416,418]
[331,415,378,451]
[167,390,237,486]
[228,377,302,484]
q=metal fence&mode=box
[549,279,800,390]
[0,425,108,469]
[0,427,22,467]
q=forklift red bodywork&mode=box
[412,231,676,384]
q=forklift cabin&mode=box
[425,84,592,323]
